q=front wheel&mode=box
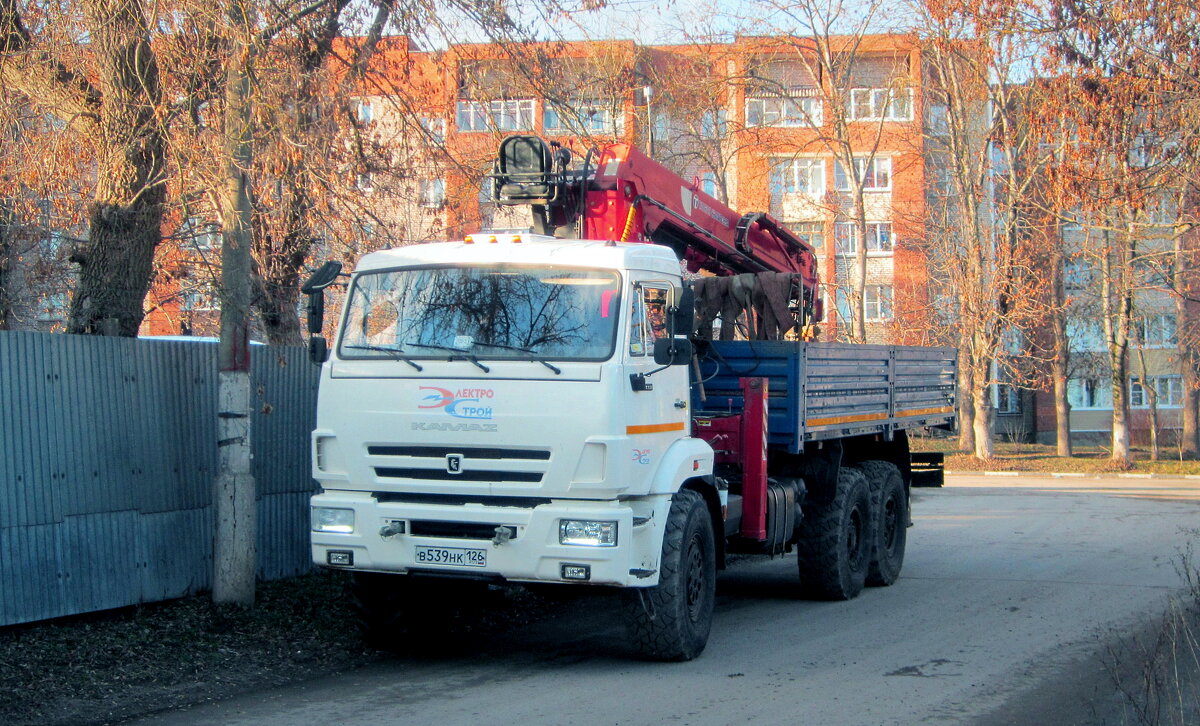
[623,489,716,661]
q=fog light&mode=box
[312,507,355,534]
[327,550,354,566]
[561,563,591,581]
[559,519,617,547]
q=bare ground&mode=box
[0,572,567,726]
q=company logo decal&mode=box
[681,188,694,215]
[633,448,652,465]
[446,454,463,474]
[420,386,495,420]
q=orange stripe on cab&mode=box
[626,422,686,435]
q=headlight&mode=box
[559,519,617,547]
[311,507,355,534]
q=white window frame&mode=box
[1135,313,1177,348]
[847,87,913,122]
[544,99,623,135]
[864,284,893,321]
[834,221,893,255]
[834,157,892,192]
[792,221,824,252]
[418,178,445,209]
[1068,377,1113,410]
[1130,375,1183,408]
[419,115,446,143]
[355,98,375,124]
[746,95,823,128]
[456,99,535,132]
[771,157,825,197]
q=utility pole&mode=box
[213,0,257,607]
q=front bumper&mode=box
[311,491,670,587]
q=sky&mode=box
[414,0,921,50]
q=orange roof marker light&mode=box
[464,235,475,244]
[488,235,498,244]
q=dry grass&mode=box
[910,436,1200,476]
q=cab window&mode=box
[629,283,670,356]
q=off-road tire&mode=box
[623,489,716,661]
[796,467,872,600]
[860,460,907,587]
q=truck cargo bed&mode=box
[692,341,956,453]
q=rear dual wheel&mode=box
[859,460,907,587]
[796,467,872,600]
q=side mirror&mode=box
[301,261,343,362]
[308,336,329,364]
[653,337,693,366]
[671,287,695,337]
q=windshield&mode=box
[338,265,622,362]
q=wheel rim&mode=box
[846,506,864,569]
[685,533,706,621]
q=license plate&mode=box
[414,545,487,568]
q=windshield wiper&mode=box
[342,344,424,371]
[470,341,562,375]
[403,341,491,373]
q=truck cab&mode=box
[310,233,714,590]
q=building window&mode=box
[793,221,824,252]
[847,87,913,122]
[1130,375,1183,407]
[834,157,892,191]
[1063,258,1096,292]
[864,285,893,321]
[355,98,374,124]
[456,99,534,132]
[770,157,825,208]
[699,171,718,197]
[746,96,823,127]
[418,178,445,208]
[927,103,949,136]
[995,384,1020,414]
[1135,313,1177,348]
[834,221,893,255]
[544,99,622,135]
[700,109,727,139]
[419,115,446,143]
[1068,378,1112,410]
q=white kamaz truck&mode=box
[305,136,955,660]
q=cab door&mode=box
[622,278,689,482]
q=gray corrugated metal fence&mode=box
[0,331,319,626]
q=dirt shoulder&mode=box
[0,573,375,726]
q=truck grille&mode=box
[409,521,518,541]
[368,444,550,484]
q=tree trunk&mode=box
[1174,231,1198,459]
[67,0,165,336]
[972,368,994,460]
[1053,363,1072,457]
[213,20,257,608]
[1183,383,1200,460]
[1110,364,1132,466]
[957,347,975,452]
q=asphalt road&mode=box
[132,476,1200,726]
